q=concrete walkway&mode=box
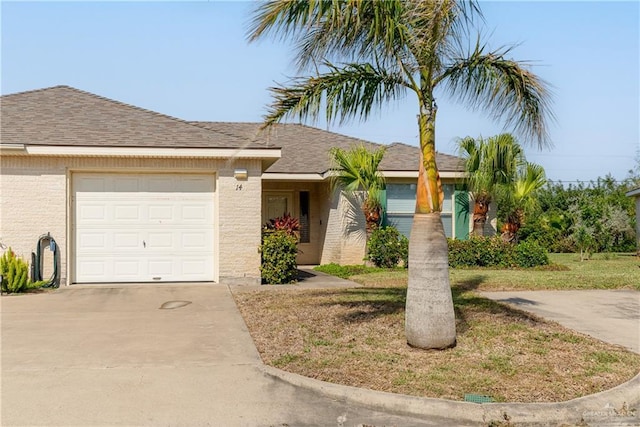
[481,289,640,353]
[1,282,639,426]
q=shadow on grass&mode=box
[308,287,407,323]
[452,274,488,292]
[452,284,544,334]
[296,275,545,332]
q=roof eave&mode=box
[1,145,281,160]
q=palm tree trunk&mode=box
[472,197,490,236]
[406,213,456,349]
[405,107,456,349]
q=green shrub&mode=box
[447,237,549,268]
[514,240,549,267]
[1,248,46,293]
[367,226,409,268]
[260,231,298,284]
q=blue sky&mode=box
[2,1,638,183]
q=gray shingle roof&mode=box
[1,85,464,173]
[1,86,264,149]
[191,122,464,174]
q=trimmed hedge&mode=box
[260,230,298,284]
[367,226,409,268]
[448,237,549,268]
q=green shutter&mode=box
[454,191,470,240]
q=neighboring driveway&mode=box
[0,285,447,427]
[481,289,640,353]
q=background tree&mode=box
[248,0,553,349]
[519,174,637,253]
[329,144,386,236]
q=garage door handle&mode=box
[143,240,146,248]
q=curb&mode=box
[260,365,640,426]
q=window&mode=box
[299,191,310,243]
[385,183,454,238]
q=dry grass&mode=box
[233,281,640,403]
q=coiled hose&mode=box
[31,233,60,288]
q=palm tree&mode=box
[329,144,386,235]
[248,1,553,349]
[500,162,547,242]
[457,133,525,236]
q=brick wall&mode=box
[320,190,366,265]
[0,155,262,285]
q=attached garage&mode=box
[73,173,215,283]
[1,85,280,285]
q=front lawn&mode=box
[345,253,640,291]
[232,253,640,403]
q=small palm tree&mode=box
[457,133,525,236]
[329,144,386,235]
[500,162,547,242]
[248,0,553,349]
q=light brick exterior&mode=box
[320,190,367,265]
[0,155,262,285]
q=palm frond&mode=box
[329,144,387,216]
[457,133,526,198]
[247,0,337,44]
[514,162,547,202]
[261,62,408,128]
[440,40,555,148]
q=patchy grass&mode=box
[314,263,391,279]
[235,253,639,402]
[346,253,640,291]
[233,280,640,403]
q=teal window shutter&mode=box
[454,191,470,240]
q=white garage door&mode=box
[73,173,215,283]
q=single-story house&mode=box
[0,85,483,285]
[626,186,640,253]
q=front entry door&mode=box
[263,192,293,224]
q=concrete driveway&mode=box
[2,285,639,426]
[1,285,446,427]
[481,289,640,353]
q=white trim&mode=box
[626,187,640,197]
[381,171,467,179]
[19,145,280,159]
[262,172,326,181]
[263,170,467,181]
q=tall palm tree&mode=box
[457,133,525,236]
[329,144,386,235]
[248,0,553,349]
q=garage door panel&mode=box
[74,173,215,283]
[113,260,141,277]
[148,204,174,221]
[114,232,140,249]
[147,232,173,249]
[148,259,174,276]
[114,204,142,221]
[77,260,107,278]
[79,204,107,221]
